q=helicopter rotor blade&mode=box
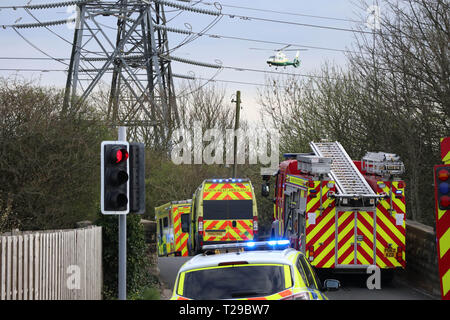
[283,48,308,51]
[249,47,273,51]
[276,44,291,52]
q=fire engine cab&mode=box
[262,141,406,272]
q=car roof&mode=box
[179,248,300,273]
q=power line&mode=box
[220,65,348,81]
[0,62,356,82]
[199,1,364,24]
[0,0,94,10]
[1,20,351,54]
[0,67,319,91]
[222,13,374,35]
[159,0,374,35]
[155,24,353,54]
[11,28,70,66]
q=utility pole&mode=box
[232,91,241,178]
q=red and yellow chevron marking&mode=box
[441,137,450,165]
[336,211,355,265]
[375,181,406,268]
[335,211,378,266]
[306,181,335,213]
[434,164,450,300]
[305,181,336,268]
[203,182,253,200]
[356,211,375,265]
[173,204,191,256]
[203,219,254,242]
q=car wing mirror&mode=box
[261,184,270,197]
[323,279,340,291]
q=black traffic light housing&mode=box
[435,165,450,211]
[101,141,130,215]
[129,142,146,214]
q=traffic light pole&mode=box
[118,126,127,300]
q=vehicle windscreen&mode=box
[181,265,286,299]
[203,200,253,220]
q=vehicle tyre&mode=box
[381,269,394,285]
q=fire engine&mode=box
[262,141,406,272]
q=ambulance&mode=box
[191,178,258,253]
[155,200,192,257]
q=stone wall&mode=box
[401,219,441,297]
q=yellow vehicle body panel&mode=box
[155,200,192,257]
[192,179,258,251]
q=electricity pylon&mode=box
[63,0,178,145]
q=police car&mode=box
[170,240,340,300]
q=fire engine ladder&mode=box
[310,141,375,197]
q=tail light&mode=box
[308,246,314,262]
[281,292,310,300]
[253,216,258,235]
[396,246,403,261]
[198,216,204,247]
[308,181,315,188]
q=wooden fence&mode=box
[0,226,102,300]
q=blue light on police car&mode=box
[246,242,256,248]
[268,239,290,247]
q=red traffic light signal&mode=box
[438,169,449,181]
[111,148,129,164]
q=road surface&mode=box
[157,256,435,300]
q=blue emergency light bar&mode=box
[202,240,291,252]
[208,178,248,183]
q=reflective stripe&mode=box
[356,211,375,265]
[173,204,191,256]
[203,183,253,200]
[177,272,185,296]
[204,220,254,242]
[284,265,292,288]
[305,181,336,268]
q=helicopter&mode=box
[250,45,308,68]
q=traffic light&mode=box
[435,165,450,211]
[101,141,130,215]
[129,142,146,214]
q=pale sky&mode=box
[0,0,374,122]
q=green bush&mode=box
[0,79,112,231]
[129,286,161,300]
[96,213,158,299]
